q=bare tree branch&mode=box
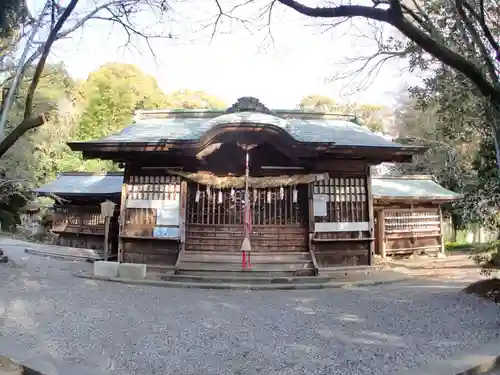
[24,0,79,120]
[275,0,499,101]
[455,0,498,82]
[462,0,500,61]
[0,115,47,158]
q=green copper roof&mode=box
[34,172,123,196]
[372,176,463,201]
[35,173,461,202]
[92,111,405,148]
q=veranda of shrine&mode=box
[36,96,465,276]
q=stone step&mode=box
[177,260,314,271]
[162,274,328,284]
[175,269,316,277]
[175,262,316,277]
[185,247,307,253]
[180,251,311,263]
[182,250,311,256]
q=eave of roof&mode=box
[371,175,463,202]
[68,110,422,152]
[34,172,124,196]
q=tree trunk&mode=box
[489,97,500,171]
[490,98,500,170]
[0,115,46,159]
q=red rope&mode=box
[241,251,246,269]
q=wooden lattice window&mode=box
[123,174,182,237]
[126,175,181,201]
[313,177,368,223]
[384,208,440,234]
[187,184,307,226]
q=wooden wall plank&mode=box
[381,204,442,256]
[375,210,386,258]
[118,182,128,263]
[366,167,375,265]
[314,222,370,232]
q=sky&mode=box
[29,0,420,109]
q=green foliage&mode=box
[393,67,494,231]
[75,64,226,143]
[165,89,226,109]
[0,61,226,201]
[0,58,227,229]
[460,135,500,231]
[470,241,500,276]
[0,0,28,38]
[445,241,499,253]
[298,95,337,111]
[298,94,389,132]
[76,63,168,141]
[389,0,500,273]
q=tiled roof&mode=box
[372,176,463,201]
[34,173,123,196]
[88,111,411,148]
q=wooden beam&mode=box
[366,166,375,265]
[117,181,128,263]
[307,183,319,274]
[375,209,386,258]
[175,180,188,269]
[439,206,445,255]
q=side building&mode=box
[34,172,123,259]
[372,175,463,257]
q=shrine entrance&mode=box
[184,183,309,253]
[177,139,313,254]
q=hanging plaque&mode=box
[153,226,180,239]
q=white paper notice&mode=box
[156,200,180,226]
[313,194,328,217]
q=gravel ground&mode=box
[0,239,499,375]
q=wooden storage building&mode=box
[67,97,425,275]
[372,175,462,257]
[34,172,123,258]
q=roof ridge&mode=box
[373,174,434,180]
[58,171,124,177]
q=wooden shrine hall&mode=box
[34,172,122,259]
[372,175,462,258]
[65,96,429,276]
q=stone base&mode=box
[93,261,119,278]
[118,263,147,280]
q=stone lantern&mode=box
[100,200,116,261]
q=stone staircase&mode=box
[174,251,317,277]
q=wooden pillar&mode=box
[179,180,187,250]
[307,182,319,272]
[117,180,128,263]
[366,166,375,266]
[439,205,445,255]
[375,209,386,258]
[307,182,315,234]
[104,216,110,261]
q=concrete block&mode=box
[93,261,119,278]
[118,263,147,280]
